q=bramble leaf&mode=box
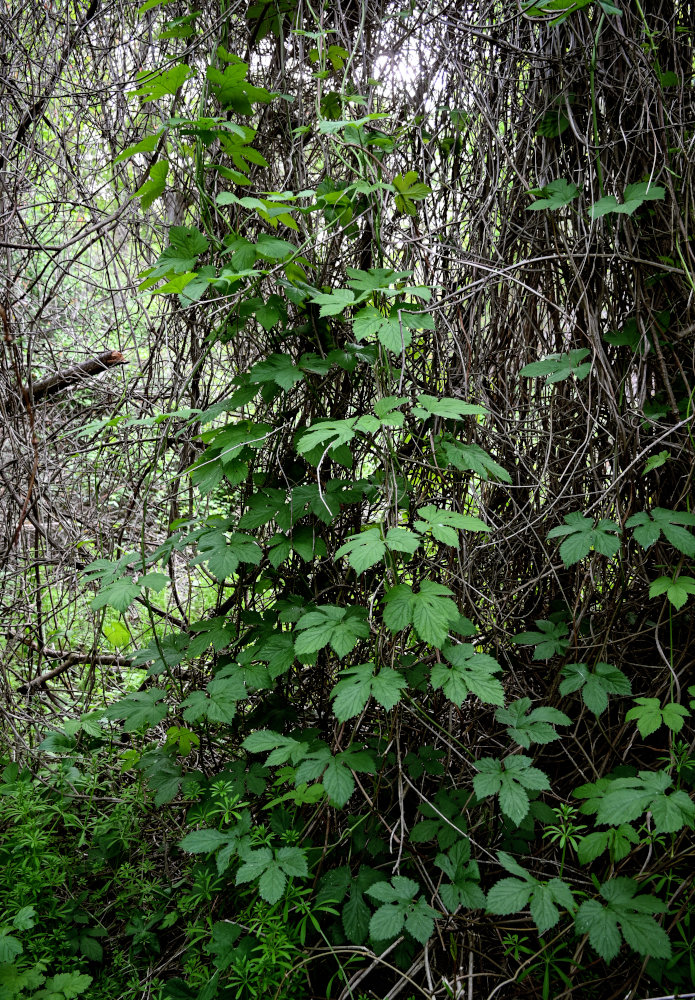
[627,508,695,557]
[294,605,369,659]
[649,574,695,610]
[575,878,670,962]
[521,349,591,383]
[559,661,631,715]
[526,178,579,210]
[513,619,569,660]
[431,644,505,706]
[474,756,550,825]
[547,512,620,565]
[625,697,688,738]
[495,698,571,748]
[330,662,407,720]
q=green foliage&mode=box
[7,3,695,998]
[236,846,308,904]
[392,171,432,215]
[512,619,569,660]
[473,756,551,825]
[526,179,579,210]
[494,698,571,748]
[365,877,438,943]
[293,605,369,658]
[382,580,460,647]
[649,573,695,609]
[131,65,193,102]
[627,507,695,556]
[103,690,168,732]
[520,349,591,382]
[330,663,406,719]
[547,513,620,565]
[486,852,574,935]
[559,661,631,715]
[625,697,689,738]
[434,840,485,911]
[430,643,505,706]
[589,182,665,218]
[575,878,671,962]
[574,770,695,833]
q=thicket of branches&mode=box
[1,0,694,998]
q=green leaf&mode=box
[512,619,569,660]
[103,690,167,733]
[527,178,579,210]
[577,825,638,865]
[649,574,695,609]
[342,890,371,944]
[179,829,232,854]
[0,931,23,963]
[529,883,562,934]
[139,571,169,592]
[352,306,415,353]
[90,577,141,613]
[576,878,671,962]
[12,906,36,931]
[575,769,695,834]
[521,349,591,383]
[393,171,432,215]
[486,878,533,914]
[206,57,273,115]
[114,133,161,163]
[559,661,631,715]
[369,903,404,940]
[309,288,359,316]
[414,505,489,545]
[242,729,287,753]
[412,394,487,420]
[547,512,620,566]
[331,663,406,720]
[190,530,262,581]
[322,760,355,806]
[643,450,670,474]
[474,756,550,825]
[276,846,308,878]
[296,418,358,457]
[413,581,460,647]
[627,508,695,556]
[575,898,622,962]
[494,697,571,748]
[259,863,286,903]
[181,678,240,725]
[625,697,688,738]
[103,621,131,648]
[436,439,511,482]
[383,580,460,648]
[43,973,93,999]
[148,226,209,279]
[335,527,386,573]
[404,898,437,944]
[431,644,504,706]
[385,526,421,555]
[255,234,295,259]
[371,667,408,710]
[590,182,665,218]
[137,748,182,805]
[294,605,369,659]
[249,354,304,390]
[131,64,193,102]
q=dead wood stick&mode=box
[26,349,127,404]
[14,636,132,693]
